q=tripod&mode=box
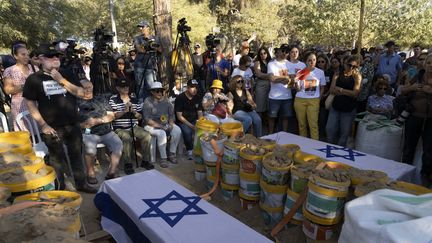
[171,31,194,92]
[136,51,158,101]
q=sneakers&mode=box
[168,153,178,164]
[124,163,135,175]
[140,160,155,170]
[159,158,169,168]
[187,150,193,160]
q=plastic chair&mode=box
[15,111,49,158]
[0,112,9,132]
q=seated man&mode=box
[175,79,203,160]
[142,82,181,168]
[79,95,123,184]
[109,78,153,172]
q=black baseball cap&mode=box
[36,43,61,57]
[187,79,199,87]
[115,78,130,87]
[137,20,150,28]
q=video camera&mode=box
[205,33,221,57]
[94,26,115,56]
[177,18,191,33]
[143,37,160,53]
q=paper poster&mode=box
[42,80,66,96]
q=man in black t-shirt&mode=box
[174,79,203,159]
[23,43,96,193]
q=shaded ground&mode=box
[77,151,312,243]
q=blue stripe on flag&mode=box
[94,192,151,243]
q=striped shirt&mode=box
[109,94,142,130]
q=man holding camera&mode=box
[23,43,96,193]
[134,20,162,101]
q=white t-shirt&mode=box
[231,68,253,90]
[295,68,326,99]
[267,59,292,100]
[232,54,242,67]
[286,61,306,75]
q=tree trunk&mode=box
[153,0,173,88]
[357,0,365,55]
[109,0,118,48]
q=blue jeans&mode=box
[134,68,157,101]
[326,108,356,146]
[234,110,262,137]
[178,122,195,151]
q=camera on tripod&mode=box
[177,18,191,33]
[94,26,115,56]
[144,38,160,52]
[205,34,221,57]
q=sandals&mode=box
[86,176,99,185]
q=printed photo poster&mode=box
[304,78,318,96]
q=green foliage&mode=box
[0,0,431,51]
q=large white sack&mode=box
[340,189,432,243]
[355,115,403,161]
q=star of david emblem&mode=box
[316,145,366,161]
[139,190,207,227]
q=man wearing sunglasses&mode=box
[23,43,97,193]
[143,82,181,168]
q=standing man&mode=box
[175,79,203,159]
[376,41,403,89]
[133,20,162,101]
[23,43,96,193]
[267,46,292,134]
[192,43,205,92]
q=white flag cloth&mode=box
[94,170,272,243]
[263,132,419,182]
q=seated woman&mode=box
[142,82,182,168]
[227,75,262,137]
[202,79,230,117]
[367,79,394,118]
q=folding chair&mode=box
[0,112,9,132]
[15,111,49,158]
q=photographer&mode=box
[205,45,230,92]
[400,53,432,187]
[134,20,162,101]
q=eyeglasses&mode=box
[236,79,244,84]
[347,63,358,69]
[153,89,164,93]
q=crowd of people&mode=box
[0,20,431,191]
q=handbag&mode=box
[325,94,335,110]
[212,102,227,119]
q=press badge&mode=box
[43,80,67,99]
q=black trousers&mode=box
[42,123,86,188]
[402,116,432,176]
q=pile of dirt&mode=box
[0,204,79,242]
[313,167,350,183]
[262,145,294,168]
[0,167,49,184]
[0,152,34,170]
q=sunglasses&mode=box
[153,89,164,93]
[347,63,358,69]
[42,54,60,58]
[117,62,125,65]
[236,79,244,84]
[318,60,326,63]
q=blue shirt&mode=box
[376,53,403,84]
[207,58,230,83]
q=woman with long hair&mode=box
[293,52,326,140]
[253,47,273,123]
[227,75,262,137]
[3,43,38,130]
[326,55,362,146]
